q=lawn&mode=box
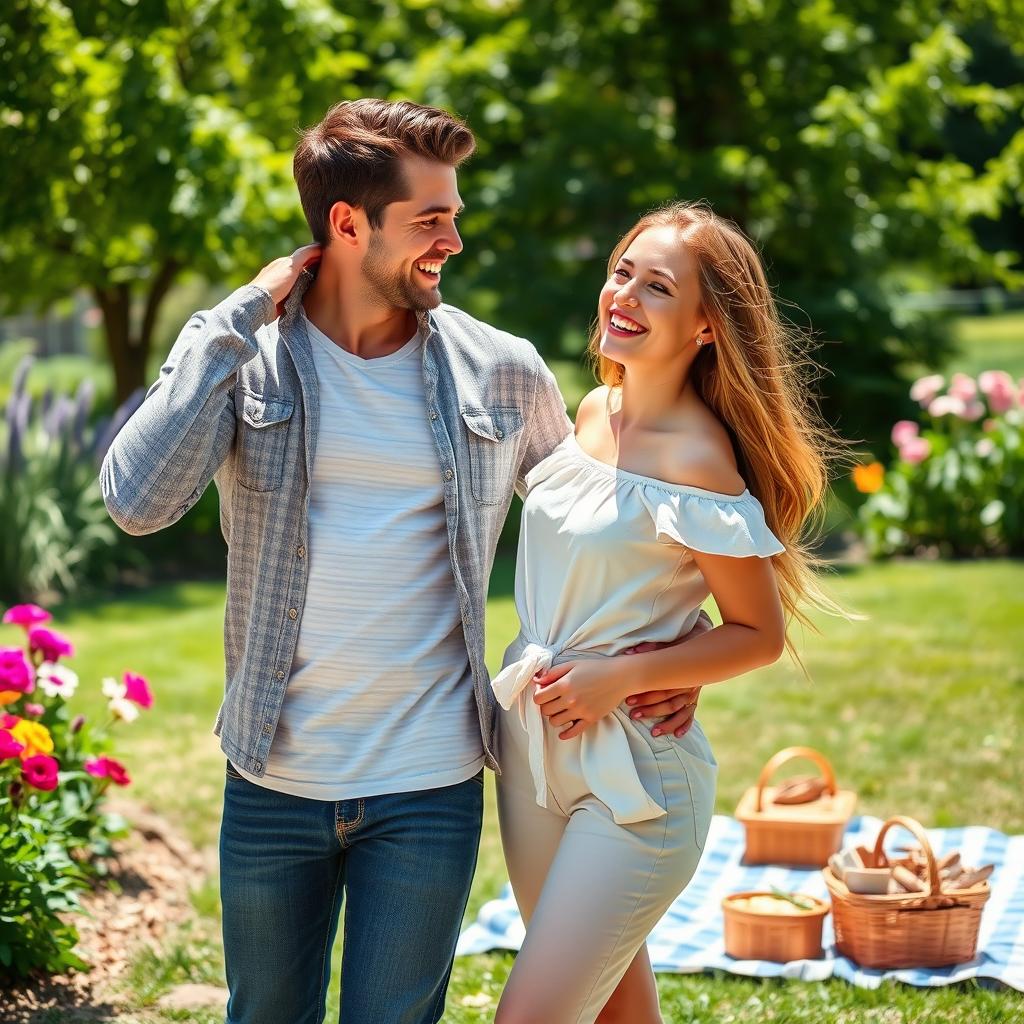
[5,556,1022,1022]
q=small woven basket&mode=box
[823,815,990,968]
[722,891,830,962]
[735,747,857,867]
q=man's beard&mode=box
[361,231,441,312]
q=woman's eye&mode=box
[613,268,628,280]
[651,283,669,294]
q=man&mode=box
[100,98,702,1024]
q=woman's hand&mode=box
[251,243,322,317]
[533,660,631,741]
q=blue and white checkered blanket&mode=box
[457,815,1024,991]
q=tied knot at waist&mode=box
[490,632,666,824]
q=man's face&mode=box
[360,155,464,312]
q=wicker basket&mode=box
[722,891,830,962]
[823,815,990,968]
[735,747,857,867]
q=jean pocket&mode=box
[225,758,246,782]
[235,390,294,492]
[461,406,522,505]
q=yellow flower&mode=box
[0,690,22,706]
[852,462,885,494]
[10,719,54,759]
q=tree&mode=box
[0,0,366,403]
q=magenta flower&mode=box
[899,437,932,465]
[2,604,51,629]
[123,672,154,709]
[0,647,34,694]
[28,627,73,663]
[85,755,131,786]
[978,370,1018,415]
[21,754,59,791]
[910,374,945,406]
[0,729,25,761]
[24,703,44,717]
[890,420,919,448]
[1,714,19,730]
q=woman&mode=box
[491,201,842,1024]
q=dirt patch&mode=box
[0,797,220,1023]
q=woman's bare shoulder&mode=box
[574,384,614,430]
[658,410,747,496]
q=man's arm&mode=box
[100,245,320,535]
[516,352,573,495]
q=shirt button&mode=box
[276,670,285,680]
[254,761,262,772]
[287,608,298,620]
[297,546,305,558]
[430,411,438,421]
[263,723,272,736]
[444,469,454,481]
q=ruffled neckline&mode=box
[562,433,751,503]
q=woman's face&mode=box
[598,224,709,370]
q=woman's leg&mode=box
[595,946,660,1024]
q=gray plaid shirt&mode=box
[99,269,571,777]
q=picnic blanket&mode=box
[457,815,1024,991]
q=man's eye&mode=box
[420,218,439,228]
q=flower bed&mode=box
[0,603,154,979]
[853,371,1023,557]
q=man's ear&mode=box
[327,201,363,248]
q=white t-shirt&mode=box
[233,314,483,799]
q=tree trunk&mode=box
[95,259,180,406]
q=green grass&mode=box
[6,557,1023,1020]
[947,309,1024,380]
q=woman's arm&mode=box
[533,550,785,739]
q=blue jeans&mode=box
[219,762,484,1024]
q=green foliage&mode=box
[3,1,1022,435]
[0,612,149,981]
[856,372,1023,556]
[0,356,144,602]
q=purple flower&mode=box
[2,604,52,629]
[0,648,33,694]
[28,627,73,663]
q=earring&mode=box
[695,336,704,347]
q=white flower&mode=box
[102,676,126,700]
[108,696,139,723]
[37,661,79,699]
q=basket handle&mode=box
[870,815,942,898]
[754,746,837,812]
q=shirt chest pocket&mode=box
[235,391,294,492]
[461,406,523,506]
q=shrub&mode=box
[0,603,153,979]
[0,356,144,603]
[854,371,1023,557]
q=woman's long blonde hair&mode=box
[588,201,855,652]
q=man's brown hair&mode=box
[293,99,476,243]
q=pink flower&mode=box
[910,374,945,406]
[948,372,977,402]
[891,420,920,447]
[85,755,131,786]
[122,672,153,710]
[2,604,51,629]
[24,703,44,717]
[899,437,932,465]
[0,729,25,761]
[961,400,986,422]
[21,754,59,791]
[975,438,996,458]
[27,628,73,663]
[0,648,33,694]
[1,714,19,730]
[978,370,1018,414]
[928,395,966,418]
